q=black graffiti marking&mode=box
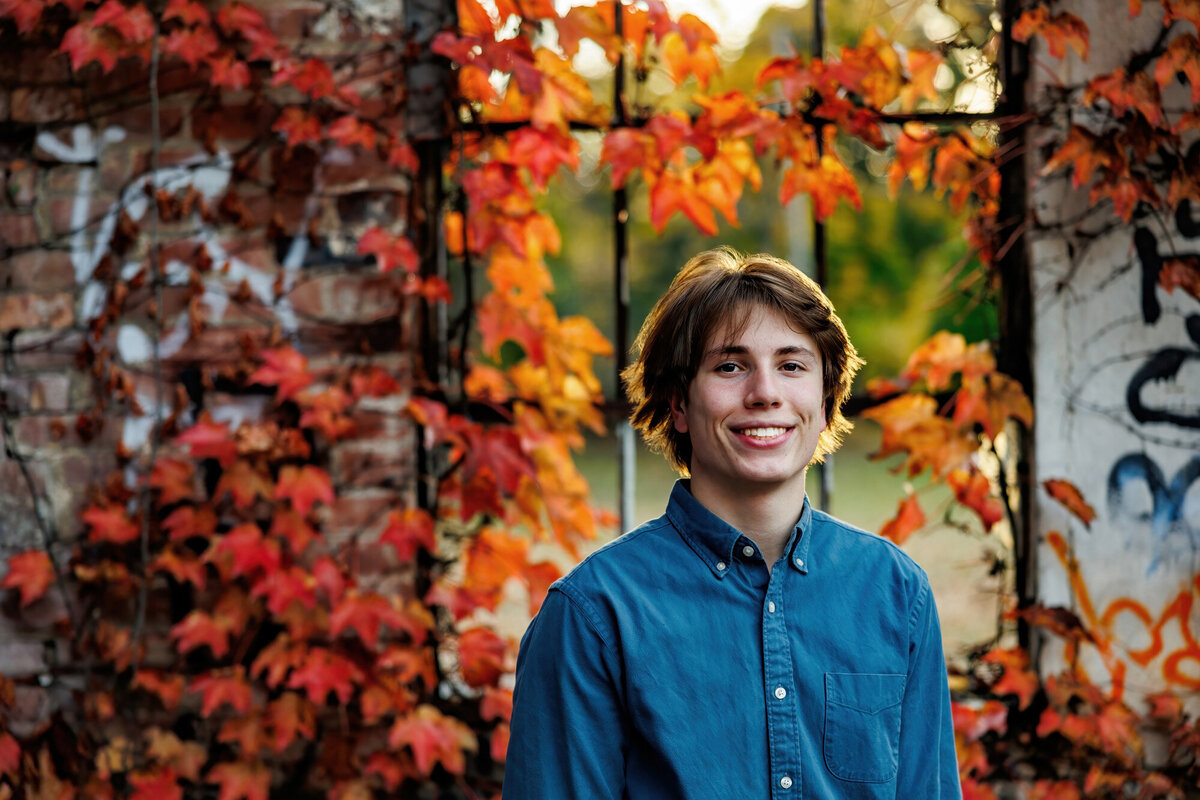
[1107,453,1200,570]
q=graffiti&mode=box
[37,124,313,449]
[1107,453,1200,572]
[1047,531,1200,699]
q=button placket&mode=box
[762,559,801,798]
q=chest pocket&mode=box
[823,672,906,783]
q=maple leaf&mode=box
[1084,68,1163,125]
[555,4,620,61]
[879,492,925,545]
[1160,256,1200,300]
[1043,479,1096,527]
[330,590,407,649]
[952,699,1008,742]
[457,627,509,688]
[287,647,363,705]
[389,704,478,776]
[2,549,55,606]
[265,692,316,753]
[1012,8,1089,60]
[83,503,140,544]
[328,115,377,150]
[163,26,218,69]
[1040,126,1114,188]
[210,522,281,578]
[163,0,211,25]
[365,751,414,792]
[1165,0,1200,29]
[1154,34,1200,104]
[887,124,936,196]
[480,687,513,723]
[780,153,862,221]
[93,0,152,41]
[1026,781,1081,800]
[163,504,218,541]
[0,0,45,34]
[650,168,719,234]
[1144,691,1183,724]
[217,713,267,757]
[273,57,337,99]
[379,507,437,561]
[150,457,195,506]
[132,671,185,710]
[1010,604,1091,642]
[250,346,314,402]
[274,464,334,515]
[206,761,271,800]
[151,546,207,589]
[175,417,238,466]
[525,559,561,615]
[170,609,234,658]
[947,469,1004,531]
[981,647,1039,710]
[190,668,254,717]
[58,15,122,73]
[898,49,943,110]
[273,107,322,149]
[954,372,1033,440]
[269,508,319,555]
[358,226,419,273]
[129,767,182,800]
[207,51,251,90]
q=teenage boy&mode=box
[503,248,961,799]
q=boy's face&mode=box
[670,305,826,496]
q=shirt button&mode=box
[742,544,755,558]
[795,557,804,569]
[780,776,793,789]
[716,561,726,571]
[768,601,776,613]
[774,686,787,700]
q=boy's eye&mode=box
[781,362,803,372]
[715,362,740,373]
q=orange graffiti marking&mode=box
[1048,531,1200,696]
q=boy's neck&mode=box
[687,472,808,570]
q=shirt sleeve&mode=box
[896,580,962,799]
[502,586,628,800]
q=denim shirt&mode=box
[503,481,961,800]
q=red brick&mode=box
[320,489,394,545]
[287,272,402,324]
[191,101,277,144]
[5,162,37,207]
[269,146,318,195]
[0,250,74,291]
[0,213,38,250]
[322,146,402,189]
[0,292,74,331]
[97,104,185,139]
[7,330,86,371]
[10,86,86,124]
[262,1,326,42]
[0,373,71,413]
[0,89,10,123]
[13,415,74,449]
[162,324,270,365]
[330,434,415,490]
[45,194,118,238]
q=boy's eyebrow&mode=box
[704,344,818,359]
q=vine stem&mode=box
[131,12,166,674]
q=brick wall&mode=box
[0,0,424,724]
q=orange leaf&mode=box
[327,115,377,150]
[151,546,207,589]
[170,610,234,658]
[457,627,509,687]
[780,153,862,221]
[878,492,925,545]
[206,761,270,800]
[1154,34,1200,104]
[287,647,363,705]
[1084,68,1163,125]
[1012,8,1089,60]
[358,226,419,274]
[274,464,333,515]
[214,459,273,509]
[150,457,195,506]
[1165,0,1200,29]
[264,693,316,753]
[83,503,140,544]
[981,647,1039,710]
[2,549,54,606]
[129,767,182,800]
[1043,479,1096,527]
[271,107,322,148]
[175,417,237,466]
[132,671,185,710]
[1027,781,1081,800]
[1144,690,1183,724]
[1160,256,1200,300]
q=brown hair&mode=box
[622,247,863,474]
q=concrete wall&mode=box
[1029,1,1200,701]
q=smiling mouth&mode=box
[736,426,792,440]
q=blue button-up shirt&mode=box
[503,481,961,799]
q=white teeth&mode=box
[740,427,787,438]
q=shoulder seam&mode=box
[552,583,620,660]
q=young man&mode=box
[503,248,961,799]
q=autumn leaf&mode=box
[1012,8,1089,60]
[264,692,316,753]
[274,464,333,515]
[151,546,207,589]
[879,492,925,545]
[780,153,862,221]
[331,590,407,649]
[1084,68,1163,126]
[457,626,509,687]
[60,18,124,73]
[207,51,251,90]
[1043,479,1096,527]
[287,647,363,705]
[163,0,211,26]
[1160,256,1200,300]
[206,761,271,800]
[163,505,217,541]
[83,503,140,544]
[1010,604,1091,642]
[379,507,437,561]
[175,417,238,466]
[170,609,234,658]
[190,668,254,717]
[249,346,314,402]
[129,767,182,800]
[358,225,419,274]
[327,115,377,150]
[0,732,19,777]
[0,0,45,34]
[132,671,185,710]
[163,26,218,69]
[150,457,195,506]
[272,107,323,148]
[2,549,55,606]
[389,704,478,776]
[981,647,1039,710]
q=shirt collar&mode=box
[665,480,813,579]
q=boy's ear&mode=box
[669,394,688,434]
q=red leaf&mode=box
[212,522,281,578]
[2,549,54,606]
[330,590,406,649]
[206,760,271,800]
[947,468,1005,531]
[1160,256,1200,301]
[358,226,420,274]
[272,107,323,149]
[388,705,477,776]
[981,647,1039,710]
[273,57,336,99]
[150,457,195,505]
[132,670,185,710]
[129,767,182,800]
[190,669,253,717]
[60,21,122,73]
[151,546,207,589]
[274,464,334,515]
[457,627,509,688]
[214,459,273,509]
[83,503,140,544]
[480,687,513,723]
[170,609,233,658]
[1043,479,1096,527]
[0,732,20,777]
[163,26,218,69]
[878,492,925,545]
[286,647,363,705]
[379,508,437,560]
[1012,8,1089,60]
[0,0,45,33]
[163,0,211,26]
[216,2,279,60]
[328,115,377,150]
[265,693,316,753]
[250,564,316,614]
[780,153,862,221]
[249,346,314,402]
[175,417,238,466]
[207,51,250,90]
[93,0,152,41]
